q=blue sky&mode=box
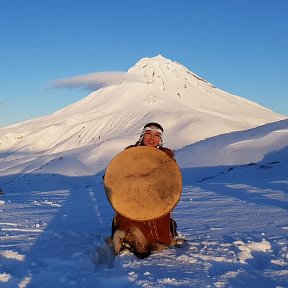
[0,0,287,127]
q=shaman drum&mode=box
[104,146,182,221]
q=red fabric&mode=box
[114,213,173,246]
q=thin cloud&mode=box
[49,71,143,91]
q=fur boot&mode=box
[112,230,126,254]
[112,227,170,258]
[112,227,151,258]
[124,226,150,258]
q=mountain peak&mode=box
[128,55,211,89]
[134,54,171,65]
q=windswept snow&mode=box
[0,55,287,287]
[177,119,288,168]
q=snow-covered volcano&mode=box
[0,55,286,176]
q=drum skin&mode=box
[104,146,182,221]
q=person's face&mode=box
[143,129,161,147]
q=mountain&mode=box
[0,55,286,177]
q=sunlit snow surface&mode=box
[0,159,287,287]
[0,56,287,287]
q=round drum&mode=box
[104,146,182,221]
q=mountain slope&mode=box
[0,55,286,176]
[177,118,288,168]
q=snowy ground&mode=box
[1,160,287,287]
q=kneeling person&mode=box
[109,122,180,258]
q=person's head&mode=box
[137,122,164,148]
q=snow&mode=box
[0,55,287,287]
[177,119,288,167]
[2,162,287,287]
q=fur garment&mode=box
[112,227,168,258]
